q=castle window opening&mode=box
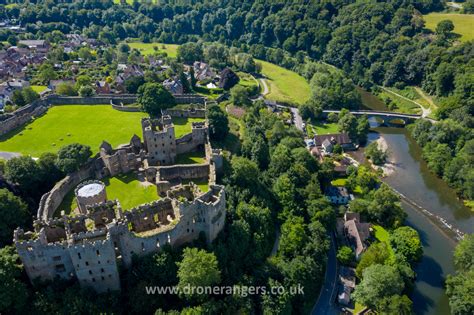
[53,256,61,261]
[101,268,105,273]
[55,264,66,272]
[78,253,82,259]
[85,261,89,266]
[96,250,100,256]
[89,270,92,275]
[101,276,105,281]
[92,278,95,282]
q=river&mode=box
[359,89,472,314]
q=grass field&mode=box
[30,85,48,94]
[56,172,159,216]
[0,106,203,156]
[127,42,179,58]
[378,90,422,115]
[0,105,148,156]
[373,225,396,261]
[424,13,474,42]
[330,178,363,194]
[237,72,259,89]
[175,151,206,164]
[172,117,205,138]
[258,60,311,105]
[308,121,339,136]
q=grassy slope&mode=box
[0,105,147,156]
[30,85,48,93]
[424,13,474,42]
[175,151,206,164]
[56,172,159,215]
[127,42,179,58]
[258,60,310,105]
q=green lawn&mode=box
[330,178,363,194]
[0,105,148,157]
[172,117,205,138]
[307,121,339,136]
[56,172,159,216]
[175,151,206,164]
[30,85,48,94]
[237,72,259,89]
[127,41,179,58]
[424,13,474,42]
[373,225,396,261]
[378,90,422,115]
[258,60,311,105]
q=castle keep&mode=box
[14,109,226,293]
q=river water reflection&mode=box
[369,128,472,315]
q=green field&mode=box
[258,60,311,105]
[424,13,474,42]
[175,151,206,164]
[0,105,148,157]
[0,105,204,156]
[30,85,48,93]
[307,121,339,136]
[172,117,205,138]
[237,72,259,89]
[378,90,422,115]
[127,42,179,58]
[56,172,159,216]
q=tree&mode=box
[279,216,307,258]
[137,83,176,117]
[11,89,25,107]
[453,234,474,272]
[56,143,92,174]
[230,85,250,106]
[435,20,454,38]
[207,105,229,141]
[379,295,414,315]
[0,189,30,246]
[230,157,260,189]
[177,42,203,64]
[338,110,358,141]
[124,76,146,94]
[56,83,77,96]
[4,156,40,193]
[78,85,94,97]
[356,242,391,278]
[356,115,370,144]
[75,75,92,90]
[365,142,387,165]
[177,248,221,301]
[446,269,474,315]
[368,184,406,228]
[337,246,355,265]
[0,246,29,313]
[38,152,64,188]
[390,226,423,265]
[22,87,40,104]
[353,264,404,310]
[37,63,57,84]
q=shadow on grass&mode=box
[175,151,206,164]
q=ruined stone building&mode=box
[14,109,226,293]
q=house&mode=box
[49,79,75,92]
[326,186,353,205]
[193,61,216,82]
[314,133,354,153]
[18,40,48,50]
[344,212,371,259]
[163,78,184,95]
[337,267,356,306]
[95,81,110,94]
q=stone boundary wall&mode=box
[163,108,206,118]
[37,162,95,220]
[0,99,48,136]
[158,164,210,182]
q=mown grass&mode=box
[307,121,339,136]
[0,105,148,156]
[373,225,396,261]
[424,13,474,42]
[172,117,205,138]
[127,41,179,58]
[175,151,206,164]
[258,60,311,105]
[30,85,48,94]
[377,90,422,115]
[237,72,259,89]
[330,178,363,194]
[56,172,159,216]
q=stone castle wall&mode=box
[0,99,48,136]
[157,164,210,182]
[37,163,95,220]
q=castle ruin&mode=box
[14,108,226,293]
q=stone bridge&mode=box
[322,110,424,125]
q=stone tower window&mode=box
[85,261,89,266]
[78,253,82,259]
[96,250,100,256]
[89,270,92,275]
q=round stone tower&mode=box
[75,180,107,214]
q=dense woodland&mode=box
[0,0,472,314]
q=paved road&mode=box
[0,151,21,160]
[290,107,304,131]
[311,233,339,315]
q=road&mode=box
[259,78,269,96]
[311,233,339,315]
[0,151,21,160]
[290,107,304,131]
